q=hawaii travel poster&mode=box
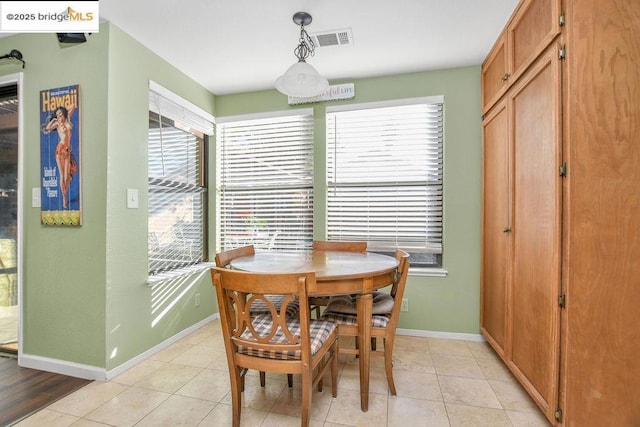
[39,84,81,225]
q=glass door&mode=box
[0,84,18,355]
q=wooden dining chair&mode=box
[309,240,368,318]
[211,267,338,427]
[320,249,410,395]
[312,240,368,252]
[214,244,255,269]
[215,245,297,388]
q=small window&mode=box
[216,110,314,252]
[326,97,444,268]
[147,84,213,276]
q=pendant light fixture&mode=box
[275,12,329,98]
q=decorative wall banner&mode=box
[39,84,81,226]
[287,83,355,105]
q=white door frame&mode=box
[0,72,23,358]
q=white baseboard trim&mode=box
[106,314,219,380]
[19,317,481,381]
[19,353,107,380]
[396,328,486,342]
[18,314,219,381]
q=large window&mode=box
[147,83,213,276]
[326,97,444,268]
[216,110,314,252]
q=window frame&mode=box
[147,82,214,279]
[216,109,315,254]
[325,96,445,271]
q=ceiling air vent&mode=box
[309,28,353,48]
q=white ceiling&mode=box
[100,0,519,96]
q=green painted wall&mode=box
[102,25,217,370]
[215,67,483,334]
[0,29,111,366]
[0,23,482,375]
[0,23,217,371]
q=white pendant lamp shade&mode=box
[276,60,329,98]
[276,12,328,98]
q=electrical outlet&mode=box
[194,293,201,307]
[401,298,409,312]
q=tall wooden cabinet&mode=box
[481,0,640,425]
[482,38,563,422]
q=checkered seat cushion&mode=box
[249,294,300,317]
[321,310,391,328]
[237,314,337,360]
[326,292,394,314]
[321,292,394,328]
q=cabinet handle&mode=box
[503,227,511,233]
[501,73,510,82]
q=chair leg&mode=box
[230,366,243,427]
[239,368,248,392]
[300,370,313,427]
[316,351,329,392]
[287,373,293,388]
[260,371,266,387]
[384,337,397,395]
[331,339,338,398]
[371,337,377,351]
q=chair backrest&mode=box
[211,267,315,363]
[386,249,410,328]
[313,240,367,252]
[215,245,255,268]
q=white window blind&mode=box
[216,111,314,252]
[326,97,444,267]
[148,81,214,136]
[148,87,211,275]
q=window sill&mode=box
[409,267,448,277]
[146,262,216,287]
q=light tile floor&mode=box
[15,319,551,426]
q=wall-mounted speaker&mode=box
[57,33,87,43]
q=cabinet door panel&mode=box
[481,99,511,356]
[563,0,640,424]
[510,42,562,421]
[508,0,561,84]
[482,33,509,114]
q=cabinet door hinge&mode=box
[559,46,567,60]
[560,162,567,177]
[555,407,563,422]
[559,14,566,26]
[558,294,566,308]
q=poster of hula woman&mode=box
[39,84,81,226]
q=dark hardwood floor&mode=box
[0,355,91,426]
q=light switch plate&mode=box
[32,188,41,207]
[126,188,139,209]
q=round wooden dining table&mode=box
[230,250,399,412]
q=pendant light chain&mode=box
[294,24,316,62]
